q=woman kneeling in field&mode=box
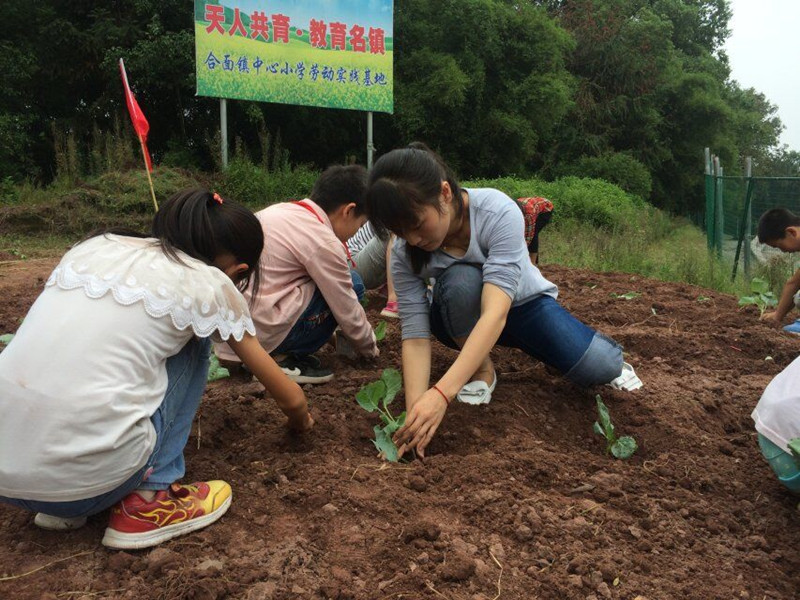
[0,189,312,549]
[365,143,640,458]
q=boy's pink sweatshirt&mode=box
[215,199,377,361]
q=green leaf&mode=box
[383,419,402,436]
[620,291,641,300]
[611,436,638,459]
[593,421,606,438]
[750,277,770,295]
[381,368,403,406]
[595,396,615,439]
[374,320,387,342]
[788,438,800,459]
[738,295,758,306]
[0,333,13,345]
[360,296,370,308]
[373,424,400,462]
[396,411,406,429]
[207,355,230,382]
[356,380,386,413]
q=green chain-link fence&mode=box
[705,151,800,281]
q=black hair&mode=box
[310,164,368,215]
[151,188,262,297]
[366,142,464,273]
[757,208,800,243]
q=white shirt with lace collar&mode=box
[0,234,254,502]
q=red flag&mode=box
[119,58,153,171]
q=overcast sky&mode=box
[723,0,800,151]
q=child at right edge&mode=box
[756,208,800,334]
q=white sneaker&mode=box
[34,513,87,531]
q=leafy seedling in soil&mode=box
[610,291,641,300]
[0,333,13,352]
[356,368,406,462]
[697,295,711,303]
[738,277,777,316]
[593,395,637,459]
[374,320,387,342]
[207,354,230,382]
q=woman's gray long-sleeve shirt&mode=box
[392,187,559,340]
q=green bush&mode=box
[558,152,653,201]
[466,175,642,230]
[218,157,319,208]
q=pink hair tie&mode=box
[212,192,224,205]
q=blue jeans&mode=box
[430,264,623,386]
[0,336,211,519]
[273,270,365,356]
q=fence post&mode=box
[705,148,713,250]
[714,156,724,257]
[731,176,755,281]
[744,157,753,277]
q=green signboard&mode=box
[194,1,393,113]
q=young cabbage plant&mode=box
[738,277,777,316]
[207,354,230,382]
[374,320,387,342]
[356,368,405,462]
[0,333,13,353]
[593,395,638,459]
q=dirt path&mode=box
[1,257,799,600]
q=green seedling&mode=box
[356,368,406,462]
[374,320,387,342]
[738,277,777,316]
[360,295,370,308]
[207,354,230,382]
[697,295,711,303]
[0,333,13,352]
[610,291,641,300]
[593,395,637,459]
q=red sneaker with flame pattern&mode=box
[101,480,232,549]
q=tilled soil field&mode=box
[1,256,799,600]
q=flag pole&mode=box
[119,58,158,213]
[138,132,158,212]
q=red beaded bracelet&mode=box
[432,384,451,406]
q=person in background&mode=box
[756,208,800,335]
[365,142,640,459]
[516,196,554,266]
[0,189,312,550]
[347,222,400,318]
[215,165,379,383]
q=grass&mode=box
[544,210,755,296]
[2,166,793,299]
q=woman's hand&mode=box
[393,388,449,459]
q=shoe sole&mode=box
[34,513,88,531]
[279,366,334,384]
[380,309,399,319]
[100,494,232,550]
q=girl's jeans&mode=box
[430,264,623,386]
[0,336,211,519]
[273,270,366,357]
